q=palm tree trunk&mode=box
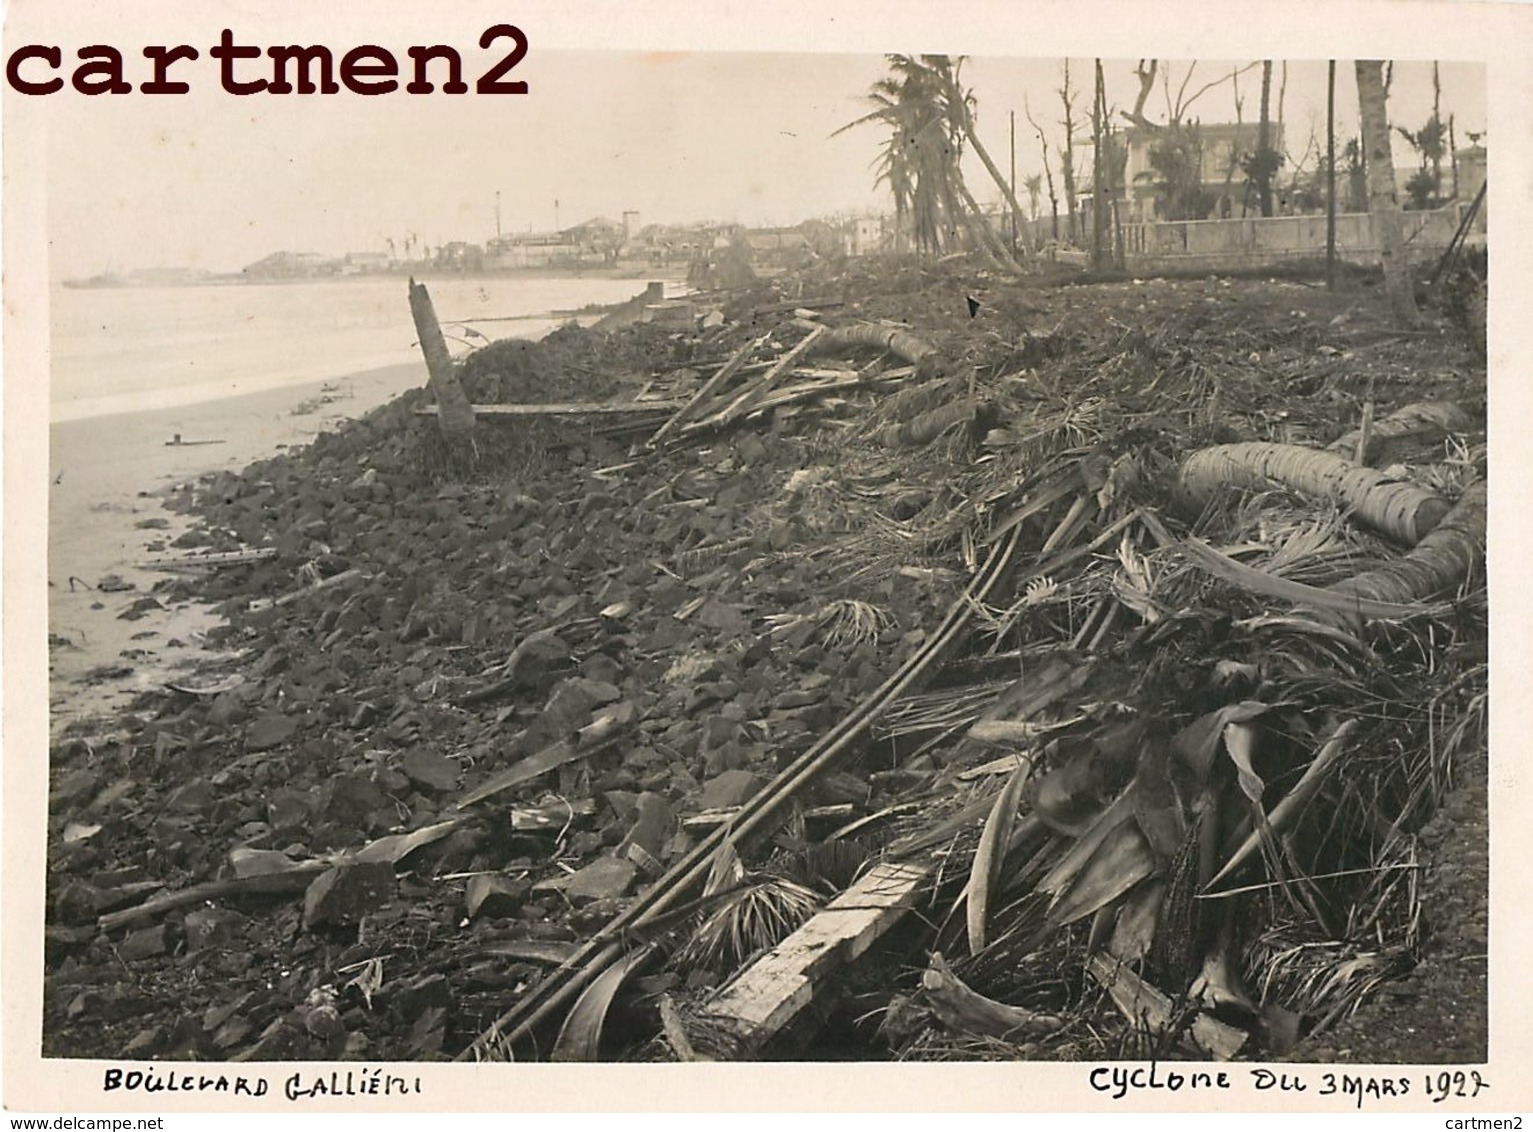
[1257,61,1274,217]
[955,176,1024,272]
[1355,60,1419,323]
[953,98,1032,260]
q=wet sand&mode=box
[47,362,425,734]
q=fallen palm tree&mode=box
[1178,441,1451,546]
[1326,480,1486,608]
[810,322,938,368]
[1325,400,1472,466]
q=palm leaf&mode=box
[964,758,1032,953]
[550,944,656,1062]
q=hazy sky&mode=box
[8,4,1490,278]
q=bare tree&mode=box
[1024,96,1061,241]
[1091,58,1109,268]
[1059,61,1082,243]
[1355,60,1418,322]
[1255,60,1276,216]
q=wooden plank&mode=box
[702,860,928,1050]
[415,400,687,417]
[1086,952,1248,1060]
[139,547,277,571]
[697,325,828,430]
[247,568,366,613]
[650,334,766,445]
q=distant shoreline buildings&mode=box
[63,136,1488,290]
[62,211,895,288]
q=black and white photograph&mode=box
[4,0,1530,1117]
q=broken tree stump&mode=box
[408,278,477,449]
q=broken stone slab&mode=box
[697,769,767,811]
[401,748,461,793]
[303,860,396,929]
[183,906,247,951]
[245,712,299,752]
[465,874,530,920]
[536,856,639,904]
[617,792,673,862]
[50,767,103,811]
[117,922,170,962]
[165,780,217,815]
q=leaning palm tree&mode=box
[920,55,1032,261]
[837,63,956,257]
[837,55,1017,269]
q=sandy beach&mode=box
[47,361,425,734]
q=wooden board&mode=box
[702,860,929,1050]
[415,400,686,417]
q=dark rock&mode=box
[618,792,674,863]
[165,780,217,814]
[303,861,396,929]
[697,769,766,810]
[117,923,169,961]
[123,1025,169,1057]
[183,907,247,951]
[394,973,452,1018]
[50,767,102,811]
[562,856,638,903]
[246,713,299,752]
[52,881,101,926]
[400,748,460,793]
[465,874,529,920]
[267,789,314,832]
[319,775,388,824]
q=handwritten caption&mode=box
[7,27,529,97]
[1088,1064,1491,1109]
[102,1067,423,1102]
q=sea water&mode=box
[49,274,661,422]
[43,272,671,730]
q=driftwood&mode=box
[701,862,930,1053]
[455,702,637,808]
[139,547,277,572]
[99,862,327,932]
[1178,537,1451,621]
[248,568,366,613]
[1178,441,1451,546]
[920,953,1064,1041]
[702,325,828,427]
[1087,952,1248,1060]
[658,994,708,1061]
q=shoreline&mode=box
[47,362,426,735]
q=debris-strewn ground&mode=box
[44,253,1488,1065]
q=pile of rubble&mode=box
[44,259,1487,1064]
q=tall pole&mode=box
[1009,110,1018,252]
[1326,61,1337,289]
[1091,59,1108,270]
[495,191,502,239]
